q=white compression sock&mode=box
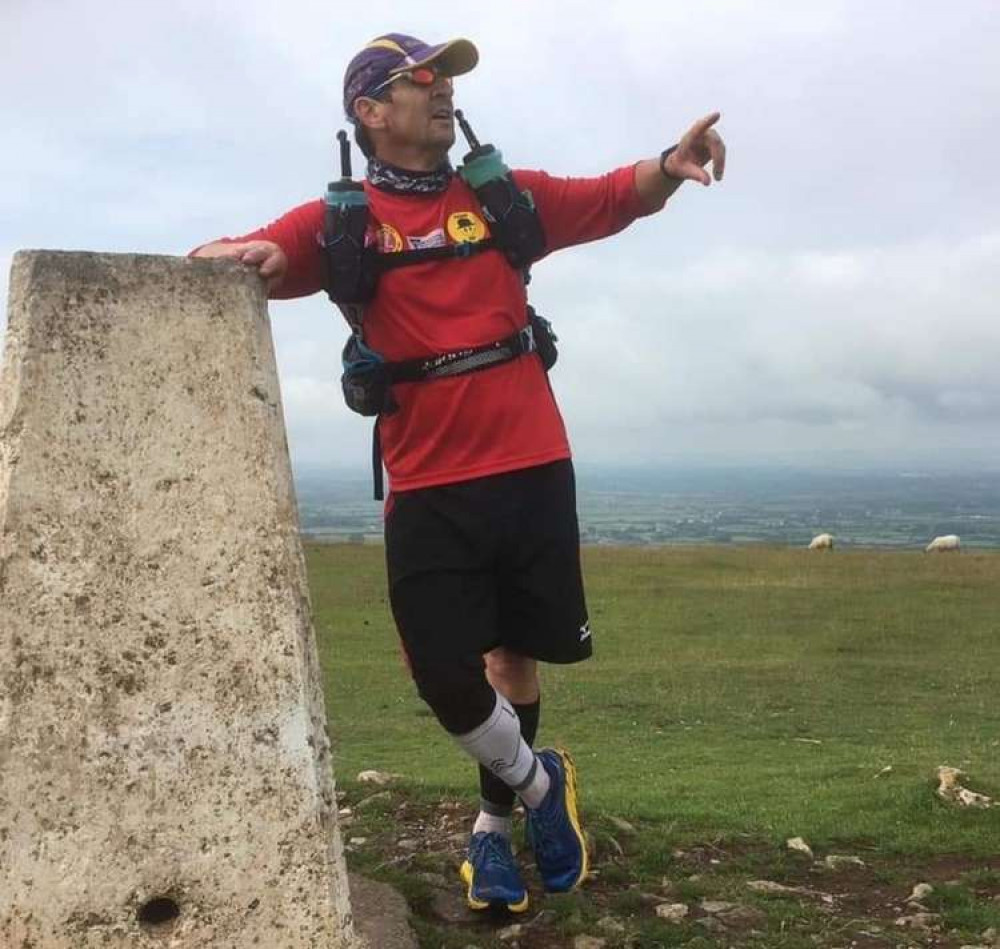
[454,691,548,801]
[517,763,551,810]
[473,810,513,838]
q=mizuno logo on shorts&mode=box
[578,622,591,642]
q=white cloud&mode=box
[526,229,1000,467]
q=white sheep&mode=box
[808,533,834,550]
[925,534,960,553]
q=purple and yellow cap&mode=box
[343,33,479,121]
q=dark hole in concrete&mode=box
[138,897,180,927]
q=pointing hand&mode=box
[663,112,726,186]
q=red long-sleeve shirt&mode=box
[221,165,650,492]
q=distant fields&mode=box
[307,544,1000,856]
[295,467,1000,548]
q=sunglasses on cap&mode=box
[369,65,451,98]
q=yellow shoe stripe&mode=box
[555,748,590,889]
[459,860,490,911]
[460,856,530,912]
[508,892,531,913]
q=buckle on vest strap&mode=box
[518,323,535,354]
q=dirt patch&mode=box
[338,786,1000,948]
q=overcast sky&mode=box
[3,1,999,474]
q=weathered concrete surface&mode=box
[0,251,359,947]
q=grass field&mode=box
[307,544,1000,946]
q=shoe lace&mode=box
[476,833,512,873]
[529,800,566,857]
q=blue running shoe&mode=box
[524,748,589,893]
[459,832,530,913]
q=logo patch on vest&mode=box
[446,210,488,244]
[375,224,404,253]
[407,228,447,250]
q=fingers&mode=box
[685,111,721,145]
[708,130,726,181]
[200,241,268,263]
[257,253,284,280]
[242,242,287,289]
[257,257,278,278]
[666,157,711,186]
[689,164,712,187]
[676,112,725,185]
[239,244,271,266]
[198,243,246,261]
[192,240,285,289]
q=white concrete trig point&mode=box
[0,251,359,947]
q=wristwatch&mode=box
[659,145,680,180]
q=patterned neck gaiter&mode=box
[367,156,454,195]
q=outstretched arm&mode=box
[515,112,726,255]
[635,112,727,212]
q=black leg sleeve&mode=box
[410,652,498,736]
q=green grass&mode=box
[925,881,1000,932]
[308,544,1000,856]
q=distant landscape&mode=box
[293,465,1000,549]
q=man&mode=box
[193,32,725,913]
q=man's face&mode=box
[363,71,456,160]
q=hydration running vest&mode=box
[321,114,558,498]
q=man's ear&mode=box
[354,97,387,132]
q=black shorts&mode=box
[385,459,592,667]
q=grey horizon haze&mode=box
[3,1,999,475]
